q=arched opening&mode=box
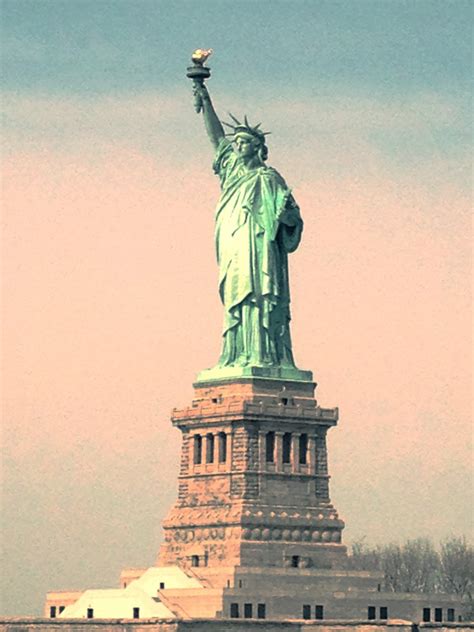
[282,432,292,464]
[299,433,308,464]
[206,433,215,463]
[193,435,202,464]
[218,432,227,462]
[265,431,275,462]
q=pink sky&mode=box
[2,91,472,614]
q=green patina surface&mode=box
[188,54,310,384]
[196,364,313,384]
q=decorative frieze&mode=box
[164,524,342,544]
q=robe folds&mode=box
[213,139,303,368]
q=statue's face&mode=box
[234,135,257,159]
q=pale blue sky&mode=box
[2,0,472,95]
[3,0,471,179]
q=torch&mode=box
[186,48,213,113]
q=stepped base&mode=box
[196,364,313,384]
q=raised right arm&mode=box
[194,84,225,149]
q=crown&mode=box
[222,113,271,144]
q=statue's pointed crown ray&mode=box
[222,112,271,144]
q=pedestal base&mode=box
[196,364,313,384]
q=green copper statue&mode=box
[187,51,311,382]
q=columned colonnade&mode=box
[191,428,326,475]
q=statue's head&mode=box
[223,114,270,163]
[234,131,269,163]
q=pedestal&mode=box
[157,376,346,575]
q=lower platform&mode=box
[42,563,466,624]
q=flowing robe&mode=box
[213,139,303,367]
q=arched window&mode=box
[265,432,275,462]
[218,432,227,462]
[282,432,292,464]
[193,435,202,464]
[299,433,308,464]
[206,433,215,463]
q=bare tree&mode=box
[349,536,473,595]
[439,536,473,618]
[380,543,405,592]
[439,536,473,596]
[397,538,440,593]
[349,538,382,571]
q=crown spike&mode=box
[222,113,270,143]
[228,112,241,126]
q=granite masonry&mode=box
[36,376,467,626]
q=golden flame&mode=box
[191,48,213,64]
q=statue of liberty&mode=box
[188,51,310,382]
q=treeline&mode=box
[348,536,473,612]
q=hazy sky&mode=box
[2,0,472,616]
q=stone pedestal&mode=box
[157,377,347,574]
